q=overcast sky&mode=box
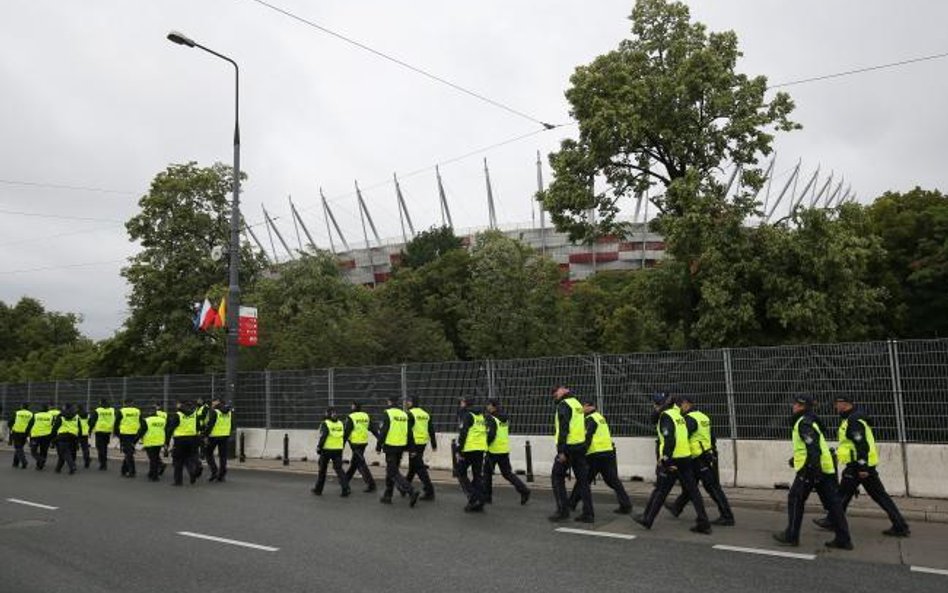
[2,0,947,339]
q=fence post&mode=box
[593,354,605,414]
[887,339,911,497]
[400,363,408,401]
[1,383,7,419]
[86,379,92,412]
[27,380,32,404]
[486,360,495,400]
[722,348,739,488]
[210,373,216,400]
[327,368,334,408]
[163,375,170,413]
[122,376,128,401]
[54,380,60,408]
[264,370,272,430]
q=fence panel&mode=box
[268,369,330,430]
[235,371,267,428]
[88,378,129,407]
[897,340,948,444]
[330,365,402,430]
[405,360,487,433]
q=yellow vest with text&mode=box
[143,415,166,447]
[210,410,232,437]
[409,408,431,445]
[323,419,345,451]
[94,407,115,433]
[555,397,586,446]
[659,406,692,460]
[58,416,79,436]
[12,409,33,433]
[836,416,878,467]
[792,416,835,474]
[686,409,713,458]
[488,415,510,454]
[30,411,53,438]
[462,413,488,452]
[78,416,90,437]
[586,412,614,455]
[384,408,409,447]
[348,411,370,445]
[50,408,61,418]
[119,407,141,435]
[174,411,198,437]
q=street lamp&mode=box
[167,30,241,405]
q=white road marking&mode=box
[911,566,948,577]
[176,531,279,552]
[713,544,815,561]
[6,498,59,510]
[554,527,637,540]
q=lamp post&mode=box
[167,31,241,405]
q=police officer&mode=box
[117,398,143,478]
[343,402,379,493]
[456,396,489,513]
[665,395,734,525]
[635,392,711,534]
[141,406,167,482]
[548,385,594,523]
[165,400,202,486]
[27,404,54,470]
[405,395,437,501]
[312,407,351,497]
[773,394,853,549]
[51,404,82,475]
[204,397,233,483]
[484,398,530,505]
[9,402,32,469]
[76,406,92,469]
[568,398,631,514]
[813,395,909,537]
[89,398,115,470]
[375,396,419,506]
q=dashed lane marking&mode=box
[554,527,637,540]
[176,531,279,552]
[713,544,815,561]
[911,566,948,577]
[6,498,59,511]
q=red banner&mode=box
[238,306,258,347]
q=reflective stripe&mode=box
[554,397,586,446]
[118,407,141,435]
[587,412,613,455]
[12,409,33,433]
[30,412,53,438]
[323,419,345,450]
[837,417,879,467]
[210,410,232,437]
[410,408,431,445]
[143,415,166,447]
[687,410,713,458]
[94,407,115,433]
[348,412,370,445]
[792,417,834,474]
[659,406,691,460]
[488,416,510,454]
[462,413,488,452]
[58,416,79,436]
[384,408,409,447]
[174,412,198,437]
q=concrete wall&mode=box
[236,428,947,499]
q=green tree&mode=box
[0,297,94,382]
[399,225,464,269]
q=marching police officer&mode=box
[343,402,379,493]
[141,406,167,481]
[456,396,489,513]
[568,398,631,514]
[204,397,233,483]
[9,402,32,469]
[484,398,531,505]
[635,392,711,534]
[165,400,202,486]
[89,398,115,471]
[51,404,82,475]
[548,385,594,523]
[665,395,734,525]
[312,407,351,497]
[773,394,853,549]
[813,395,909,537]
[117,398,143,478]
[375,396,419,506]
[27,404,54,470]
[76,406,92,469]
[405,395,437,501]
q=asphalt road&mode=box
[2,450,947,593]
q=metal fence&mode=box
[2,339,947,444]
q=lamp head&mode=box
[167,31,196,48]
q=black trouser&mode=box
[314,450,349,494]
[344,443,376,488]
[552,445,593,517]
[826,466,907,532]
[406,444,434,495]
[569,451,631,511]
[76,438,91,468]
[94,432,111,469]
[457,450,486,506]
[30,436,51,469]
[785,471,851,544]
[145,446,165,480]
[55,436,77,473]
[172,438,199,485]
[641,458,709,528]
[206,437,229,479]
[12,433,28,467]
[671,453,733,520]
[485,452,529,501]
[119,435,137,476]
[383,447,415,498]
